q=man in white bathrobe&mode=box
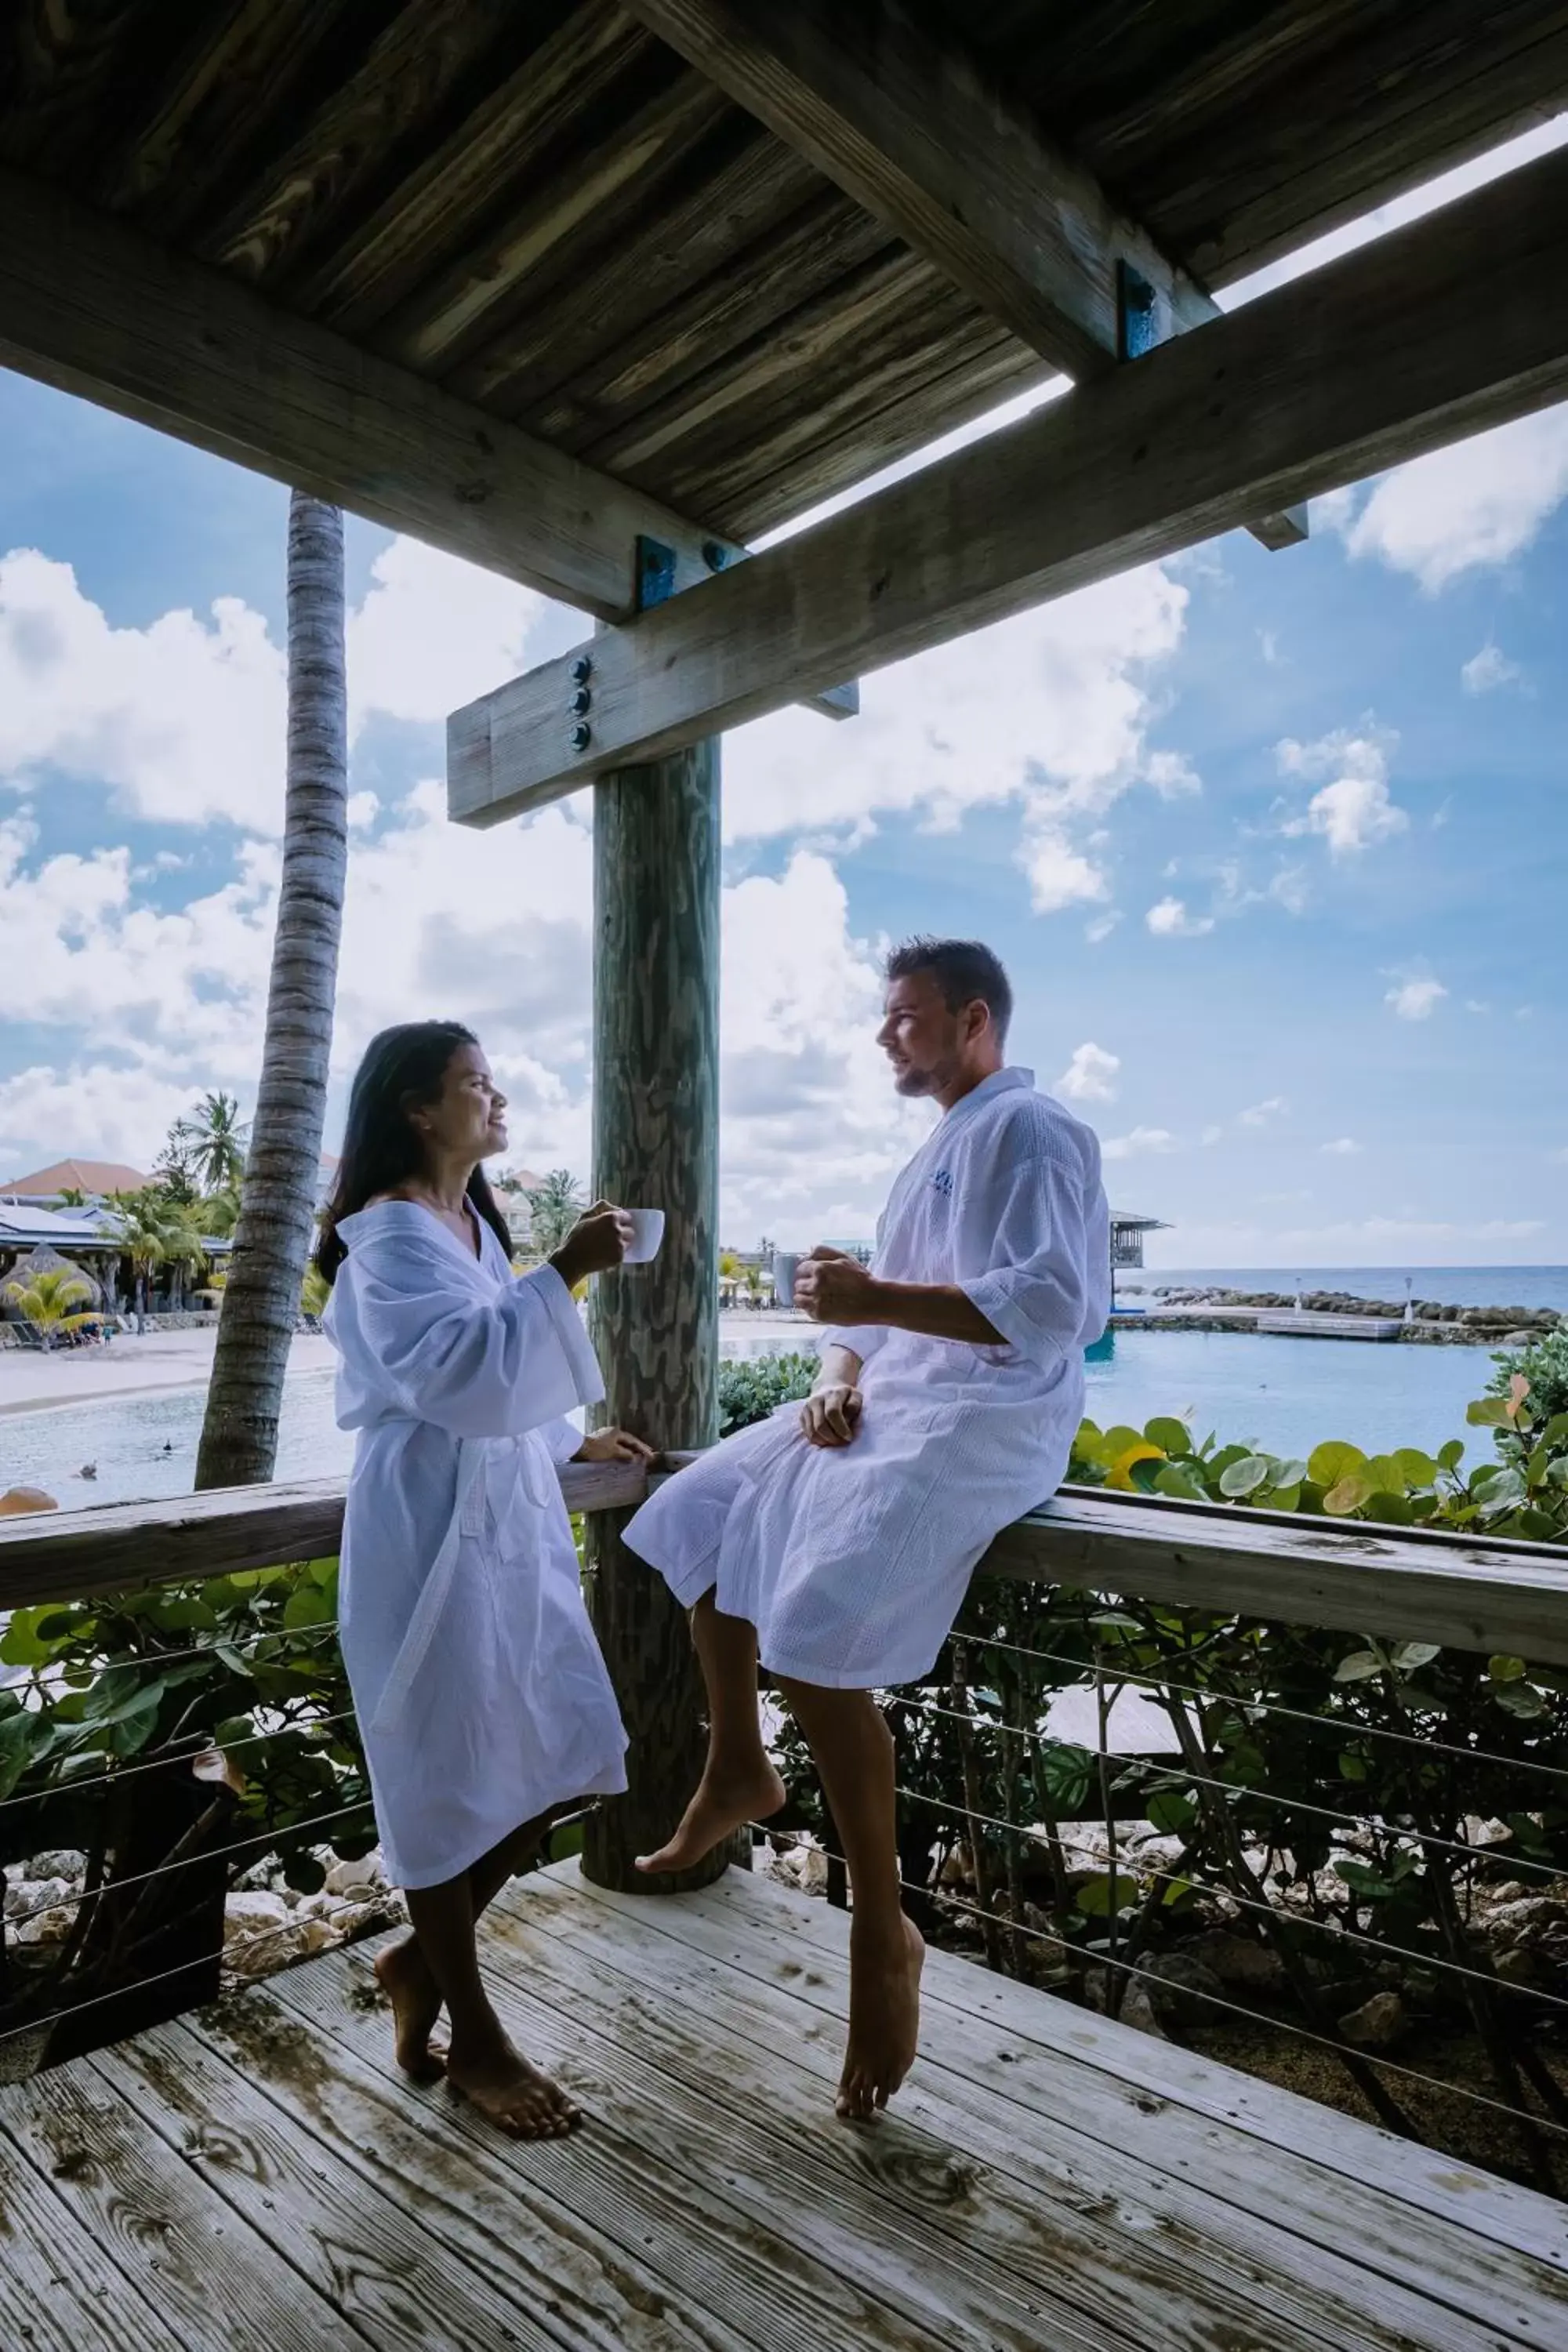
[623,937,1109,2119]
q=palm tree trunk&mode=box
[196,494,347,1489]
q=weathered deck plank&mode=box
[2,1864,1563,2352]
[92,2024,587,2352]
[0,2055,365,2352]
[499,1868,1552,2352]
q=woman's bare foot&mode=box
[446,2035,581,2139]
[635,1755,786,1875]
[374,1936,447,2080]
[837,1913,925,2122]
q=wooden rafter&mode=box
[0,156,836,699]
[448,143,1568,826]
[622,0,1306,547]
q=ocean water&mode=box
[1128,1265,1568,1315]
[3,1326,1515,1512]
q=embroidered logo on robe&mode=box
[931,1169,954,1197]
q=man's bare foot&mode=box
[446,2037,581,2139]
[634,1756,786,1875]
[837,1913,925,2122]
[374,1936,446,2081]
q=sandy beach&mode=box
[0,1326,338,1418]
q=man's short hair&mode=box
[885,936,1013,1046]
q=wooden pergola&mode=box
[5,0,1568,1906]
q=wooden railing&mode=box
[5,1461,1568,1660]
[5,1463,1568,2185]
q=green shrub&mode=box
[1489,1325,1568,1457]
[717,1349,818,1436]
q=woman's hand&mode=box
[574,1428,658,1465]
[800,1384,863,1449]
[550,1201,633,1289]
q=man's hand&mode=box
[574,1427,657,1465]
[800,1383,863,1449]
[793,1246,880,1327]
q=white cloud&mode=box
[1331,405,1568,593]
[0,533,576,833]
[346,535,559,731]
[1145,895,1214,938]
[723,565,1193,907]
[1277,730,1407,857]
[1200,1124,1224,1147]
[1385,975,1447,1021]
[1025,832,1111,913]
[1055,1043,1120,1103]
[1461,644,1523,695]
[1103,1127,1178,1160]
[1319,1137,1362,1156]
[0,547,285,827]
[1084,912,1122,945]
[1240,1097,1289,1128]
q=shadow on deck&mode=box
[2,1863,1563,2352]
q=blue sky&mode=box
[2,147,1565,1266]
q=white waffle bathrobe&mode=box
[625,1069,1109,1689]
[325,1202,626,1889]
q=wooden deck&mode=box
[2,1865,1563,2352]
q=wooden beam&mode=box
[622,0,1214,377]
[621,0,1305,549]
[4,1473,1566,1664]
[583,743,727,1893]
[448,144,1568,824]
[0,162,844,655]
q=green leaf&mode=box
[1488,1654,1527,1683]
[1391,1642,1442,1671]
[0,1611,56,1668]
[1467,1397,1515,1428]
[1308,1441,1366,1486]
[1073,1872,1137,1918]
[1323,1472,1376,1516]
[1493,1682,1547,1721]
[1152,1463,1208,1502]
[1362,1490,1414,1526]
[1258,1483,1303,1513]
[1335,1858,1396,1900]
[281,1585,333,1632]
[1143,1417,1192,1457]
[1145,1789,1196,1835]
[1218,1454,1272,1498]
[1334,1650,1385,1683]
[305,1557,340,1588]
[1392,1450,1441,1489]
[1437,1439,1466,1473]
[1362,1455,1407,1497]
[107,1689,165,1755]
[1338,1751,1368,1782]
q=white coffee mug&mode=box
[622,1207,666,1265]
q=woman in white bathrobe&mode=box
[319,1019,648,2137]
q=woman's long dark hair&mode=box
[315,1022,516,1287]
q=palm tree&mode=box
[197,494,347,1490]
[105,1189,179,1324]
[522,1170,586,1258]
[3,1268,97,1348]
[198,1184,243,1238]
[56,1186,88,1209]
[173,1091,250,1193]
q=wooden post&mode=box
[582,742,726,1893]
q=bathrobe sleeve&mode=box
[350,1232,604,1437]
[539,1417,588,1465]
[958,1142,1098,1367]
[817,1207,894,1369]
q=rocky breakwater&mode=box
[1143,1287,1562,1347]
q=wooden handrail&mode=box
[4,1461,1567,1662]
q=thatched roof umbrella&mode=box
[5,1243,103,1308]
